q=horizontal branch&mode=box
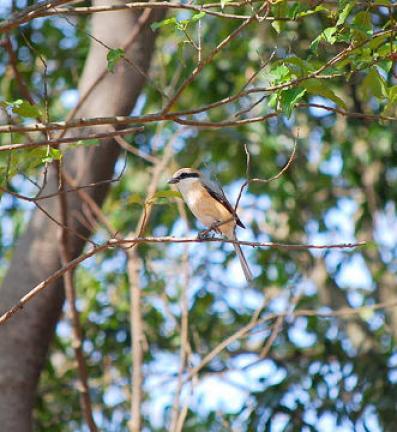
[0,0,295,33]
[2,101,396,137]
[0,0,75,34]
[0,235,366,326]
[174,112,279,128]
[116,236,367,250]
[2,0,393,35]
[0,126,143,152]
[0,110,283,134]
[31,2,257,21]
[0,113,166,134]
[300,103,397,121]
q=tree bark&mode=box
[0,2,162,430]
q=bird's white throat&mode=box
[176,178,201,207]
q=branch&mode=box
[36,2,255,21]
[0,112,167,134]
[162,1,270,113]
[0,236,366,327]
[0,0,75,34]
[0,127,143,152]
[235,138,297,213]
[0,152,128,202]
[56,163,98,432]
[2,36,35,105]
[59,8,154,131]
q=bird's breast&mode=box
[180,184,235,237]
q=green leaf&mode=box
[387,85,397,102]
[268,93,278,108]
[283,56,313,77]
[351,11,372,41]
[106,48,125,73]
[151,190,182,201]
[336,3,354,27]
[271,20,283,34]
[384,85,397,114]
[41,147,63,164]
[191,12,206,22]
[311,27,337,51]
[366,35,389,51]
[269,64,290,84]
[271,1,288,34]
[287,3,300,19]
[303,79,347,110]
[323,27,338,44]
[297,4,328,18]
[1,99,42,118]
[151,12,204,31]
[361,68,387,100]
[13,100,42,118]
[279,87,306,117]
[151,17,177,31]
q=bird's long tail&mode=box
[233,241,253,282]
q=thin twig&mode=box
[162,1,270,113]
[3,36,35,105]
[0,0,75,34]
[0,152,128,202]
[234,138,297,213]
[56,162,98,432]
[0,127,143,152]
[62,170,118,238]
[183,297,395,383]
[60,7,154,131]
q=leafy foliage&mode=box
[1,0,397,431]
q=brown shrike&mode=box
[168,168,253,282]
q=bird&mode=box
[168,167,253,282]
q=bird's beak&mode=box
[167,178,178,185]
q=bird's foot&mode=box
[197,223,220,240]
[197,229,212,240]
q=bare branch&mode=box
[235,138,297,213]
[0,236,366,327]
[0,0,75,34]
[0,127,143,152]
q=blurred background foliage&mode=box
[1,0,397,431]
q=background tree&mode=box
[1,1,397,431]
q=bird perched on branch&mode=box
[168,168,253,282]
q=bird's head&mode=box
[168,168,201,185]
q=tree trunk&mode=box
[0,2,162,430]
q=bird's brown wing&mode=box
[202,184,245,229]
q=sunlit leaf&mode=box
[279,87,306,117]
[106,48,125,73]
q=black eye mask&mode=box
[169,172,200,184]
[178,172,200,180]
